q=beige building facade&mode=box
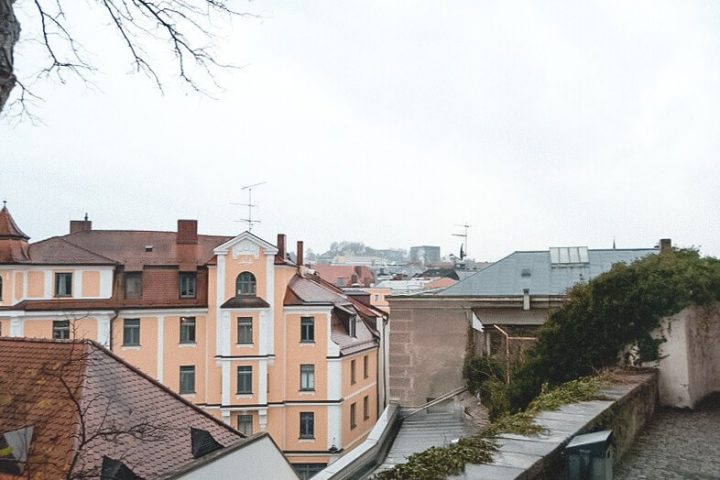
[0,206,388,475]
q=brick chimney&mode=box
[70,213,92,234]
[296,241,304,267]
[177,220,198,244]
[276,234,286,261]
[660,238,672,254]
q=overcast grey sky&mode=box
[2,0,719,261]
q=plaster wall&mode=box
[178,435,298,480]
[656,305,720,408]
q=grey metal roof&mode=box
[437,248,658,297]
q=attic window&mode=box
[349,316,357,338]
[144,245,153,252]
[521,268,531,277]
[100,456,141,480]
[190,428,224,458]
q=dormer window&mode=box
[236,272,256,296]
[349,316,357,338]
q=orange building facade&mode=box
[0,206,388,475]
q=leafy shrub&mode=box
[508,249,720,411]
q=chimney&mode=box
[70,213,92,234]
[277,234,286,260]
[660,238,672,254]
[522,288,530,310]
[177,220,198,244]
[296,241,304,267]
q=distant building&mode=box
[409,246,441,265]
[387,243,662,407]
[0,206,389,475]
[0,337,297,479]
[311,264,375,287]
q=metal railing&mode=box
[402,386,467,419]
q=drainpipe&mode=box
[108,311,118,351]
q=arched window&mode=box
[236,272,256,296]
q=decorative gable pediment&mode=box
[213,231,278,257]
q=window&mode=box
[236,272,256,296]
[55,272,72,297]
[363,395,370,420]
[237,414,253,436]
[52,320,70,340]
[237,317,253,344]
[351,359,356,385]
[349,316,356,338]
[300,316,314,343]
[363,355,369,379]
[237,366,252,394]
[123,318,140,346]
[179,366,195,394]
[300,364,315,391]
[350,402,357,429]
[293,464,326,480]
[179,272,197,298]
[0,275,3,300]
[124,272,142,298]
[299,412,314,439]
[180,316,196,344]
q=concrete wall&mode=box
[656,305,720,408]
[388,298,552,407]
[388,302,468,407]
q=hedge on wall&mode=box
[507,248,720,411]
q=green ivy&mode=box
[508,248,720,411]
[374,375,607,479]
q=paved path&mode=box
[616,394,720,480]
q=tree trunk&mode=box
[0,0,19,113]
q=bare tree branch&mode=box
[1,0,256,117]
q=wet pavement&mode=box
[616,394,720,480]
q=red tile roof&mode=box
[22,230,231,267]
[0,206,29,240]
[0,337,248,479]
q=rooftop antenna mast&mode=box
[452,223,471,259]
[231,182,267,232]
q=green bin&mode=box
[565,430,613,480]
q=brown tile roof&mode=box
[220,296,270,309]
[27,230,231,267]
[0,206,29,240]
[27,237,118,265]
[0,337,247,479]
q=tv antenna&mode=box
[452,223,471,259]
[231,182,267,232]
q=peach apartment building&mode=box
[0,205,389,477]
